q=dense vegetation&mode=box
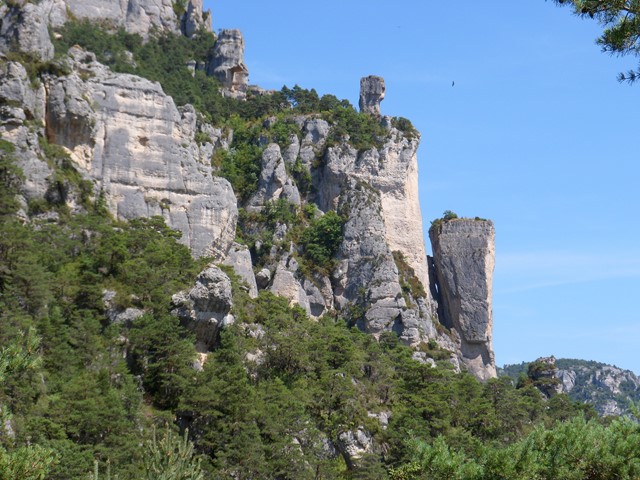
[3,18,640,480]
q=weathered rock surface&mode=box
[269,254,311,315]
[336,428,373,470]
[0,0,63,61]
[247,143,300,209]
[359,76,385,116]
[45,47,238,258]
[317,123,430,294]
[332,182,438,345]
[429,218,496,380]
[0,0,210,62]
[102,290,144,325]
[222,242,258,298]
[172,265,233,350]
[207,29,248,99]
[0,61,52,205]
[555,359,640,416]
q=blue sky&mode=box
[205,1,640,374]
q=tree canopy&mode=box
[551,0,640,82]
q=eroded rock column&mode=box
[359,76,385,116]
[207,29,249,99]
[429,219,496,380]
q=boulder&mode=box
[222,243,258,298]
[172,266,233,349]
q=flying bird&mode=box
[452,81,455,87]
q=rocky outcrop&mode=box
[0,0,64,61]
[247,143,300,209]
[0,0,210,62]
[207,29,248,99]
[336,428,373,470]
[555,359,640,416]
[0,61,53,206]
[222,243,258,299]
[172,266,233,350]
[528,356,562,398]
[359,76,385,116]
[316,122,430,294]
[429,218,496,380]
[45,47,237,258]
[332,182,439,345]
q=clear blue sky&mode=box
[205,1,640,374]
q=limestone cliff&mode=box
[45,47,238,258]
[429,218,496,380]
[0,0,211,62]
[0,5,498,380]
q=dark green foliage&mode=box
[391,117,419,139]
[552,0,640,83]
[0,138,24,216]
[324,103,388,152]
[142,428,204,480]
[300,210,344,273]
[429,210,459,234]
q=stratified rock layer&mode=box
[430,219,496,380]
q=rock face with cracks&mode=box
[0,0,210,62]
[44,47,237,259]
[429,218,496,380]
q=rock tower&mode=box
[429,219,497,380]
[207,29,249,99]
[359,76,386,116]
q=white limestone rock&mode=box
[359,75,385,116]
[222,242,258,298]
[247,143,301,209]
[206,29,248,99]
[44,47,238,258]
[429,218,497,380]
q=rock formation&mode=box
[206,29,249,99]
[172,265,234,350]
[359,76,385,116]
[44,47,237,258]
[247,143,301,209]
[429,218,496,380]
[528,356,563,398]
[0,0,211,62]
[0,3,499,381]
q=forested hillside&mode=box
[1,7,640,479]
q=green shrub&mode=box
[300,210,344,273]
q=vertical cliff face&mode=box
[43,47,238,259]
[429,218,496,379]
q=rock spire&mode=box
[359,76,386,116]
